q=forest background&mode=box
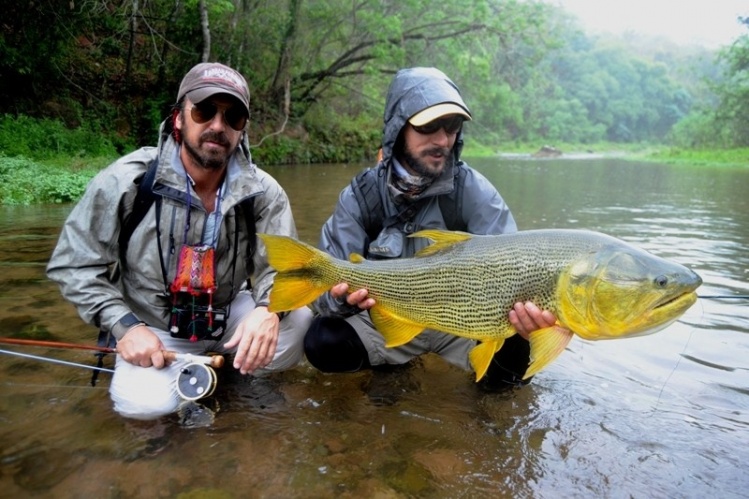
[0,0,747,204]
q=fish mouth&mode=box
[654,290,698,311]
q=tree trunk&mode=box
[270,0,301,114]
[199,0,211,62]
[125,0,139,83]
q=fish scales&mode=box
[321,231,607,340]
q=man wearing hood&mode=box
[304,67,559,391]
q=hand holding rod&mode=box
[0,338,224,369]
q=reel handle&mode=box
[163,351,225,369]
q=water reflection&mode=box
[0,157,747,497]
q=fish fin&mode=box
[258,233,321,272]
[469,339,504,381]
[411,229,473,257]
[268,274,329,312]
[370,307,424,347]
[258,233,331,312]
[523,326,574,379]
[349,253,365,263]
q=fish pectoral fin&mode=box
[411,229,473,257]
[370,307,424,347]
[469,339,504,382]
[524,325,574,379]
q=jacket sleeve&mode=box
[250,173,299,308]
[461,168,518,235]
[46,161,144,336]
[312,185,370,317]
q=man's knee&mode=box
[266,307,313,371]
[304,316,370,372]
[110,364,182,420]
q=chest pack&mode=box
[118,158,256,273]
[350,163,468,242]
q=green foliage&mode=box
[0,0,742,183]
[0,155,96,205]
[251,106,380,165]
[646,147,749,167]
[0,115,120,160]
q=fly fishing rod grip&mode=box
[163,351,225,369]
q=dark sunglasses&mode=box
[189,101,248,131]
[411,115,464,135]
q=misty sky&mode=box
[553,0,747,47]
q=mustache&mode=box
[421,147,451,158]
[200,131,230,146]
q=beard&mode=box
[401,144,454,180]
[182,129,232,171]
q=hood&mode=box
[381,67,471,166]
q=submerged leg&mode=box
[304,316,371,372]
[479,334,533,392]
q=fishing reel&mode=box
[176,362,218,401]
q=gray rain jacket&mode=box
[47,122,298,339]
[315,67,517,317]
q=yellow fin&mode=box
[349,253,365,263]
[410,229,473,257]
[469,339,504,381]
[258,233,333,312]
[258,233,320,272]
[370,307,424,347]
[524,326,574,379]
[268,274,328,312]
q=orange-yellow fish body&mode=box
[259,229,701,380]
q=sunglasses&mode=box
[189,101,248,131]
[411,115,464,135]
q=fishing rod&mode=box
[0,337,225,368]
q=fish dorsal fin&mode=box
[370,307,424,347]
[349,253,365,263]
[411,229,473,257]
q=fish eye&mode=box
[654,275,669,287]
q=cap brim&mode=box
[187,87,250,116]
[409,103,471,126]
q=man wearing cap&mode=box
[303,67,560,392]
[47,62,312,419]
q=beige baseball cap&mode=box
[409,103,471,126]
[177,62,250,116]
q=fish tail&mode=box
[258,233,335,312]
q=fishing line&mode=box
[653,298,705,411]
[698,295,749,299]
[0,348,115,373]
[1,381,109,391]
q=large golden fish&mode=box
[259,229,701,380]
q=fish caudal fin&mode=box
[258,233,332,312]
[370,307,424,347]
[469,339,504,381]
[524,326,574,379]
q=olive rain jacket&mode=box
[46,122,298,339]
[314,67,517,317]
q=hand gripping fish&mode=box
[259,229,702,381]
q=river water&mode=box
[0,157,747,498]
